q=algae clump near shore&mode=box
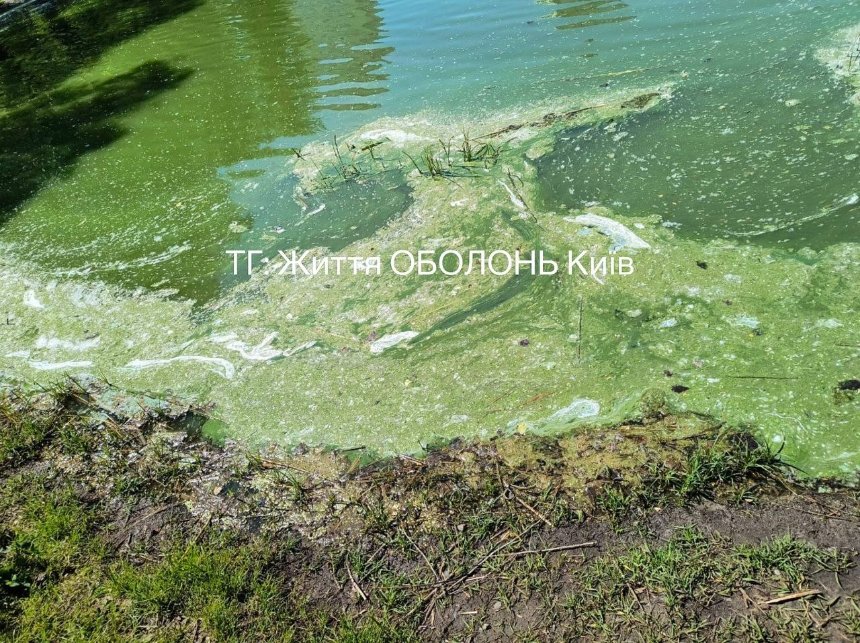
[1,83,858,479]
[817,23,860,106]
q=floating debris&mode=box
[730,314,761,330]
[124,356,236,380]
[26,360,93,371]
[567,213,651,252]
[211,332,282,361]
[499,179,527,211]
[548,398,601,423]
[283,341,317,357]
[23,290,44,309]
[369,331,419,355]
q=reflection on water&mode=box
[0,0,392,302]
[0,0,859,304]
[0,0,203,106]
[0,60,192,218]
[294,0,392,112]
[214,0,396,292]
[542,0,633,31]
[0,0,202,217]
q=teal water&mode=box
[0,0,858,476]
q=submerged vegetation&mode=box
[1,381,858,641]
[308,98,637,190]
[321,127,508,185]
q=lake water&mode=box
[1,0,858,478]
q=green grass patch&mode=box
[564,526,849,638]
[0,383,856,641]
[594,431,790,525]
[0,398,55,469]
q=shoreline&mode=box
[2,381,858,640]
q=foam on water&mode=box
[817,22,860,105]
[0,7,860,475]
[1,23,859,479]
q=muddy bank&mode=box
[1,382,858,641]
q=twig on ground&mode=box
[345,563,368,602]
[761,589,821,606]
[500,541,597,558]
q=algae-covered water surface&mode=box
[0,0,857,478]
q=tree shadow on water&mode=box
[0,0,204,222]
[0,60,193,221]
[0,0,203,106]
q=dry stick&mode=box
[496,462,553,527]
[511,493,554,529]
[577,296,584,362]
[484,105,597,138]
[193,513,213,544]
[512,391,553,412]
[739,587,769,618]
[446,540,596,600]
[400,524,539,594]
[399,454,425,466]
[416,525,539,627]
[336,446,366,454]
[256,457,313,475]
[460,574,489,585]
[357,542,388,586]
[499,541,597,558]
[345,563,368,602]
[726,375,799,380]
[795,507,860,525]
[404,530,441,582]
[480,384,518,419]
[450,537,519,590]
[761,589,821,606]
[627,583,646,614]
[444,523,540,591]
